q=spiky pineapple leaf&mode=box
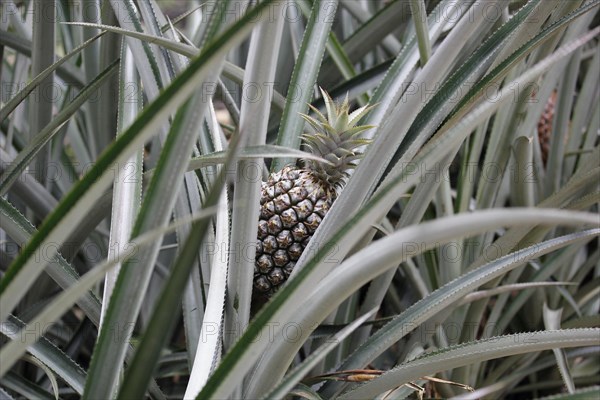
[272,1,339,171]
[223,6,287,376]
[0,60,120,196]
[325,229,598,385]
[1,316,86,395]
[0,32,105,123]
[0,0,271,359]
[84,4,273,398]
[63,21,198,59]
[338,329,600,399]
[320,0,404,82]
[0,30,85,85]
[310,0,541,274]
[99,43,143,325]
[201,32,599,398]
[248,223,599,399]
[538,386,600,400]
[263,308,378,399]
[185,145,334,173]
[0,205,217,377]
[0,197,101,325]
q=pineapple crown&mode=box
[299,87,376,189]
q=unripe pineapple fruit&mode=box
[537,90,556,166]
[253,88,375,297]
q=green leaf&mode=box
[223,4,286,376]
[272,0,339,171]
[252,223,598,399]
[0,206,217,378]
[83,3,273,398]
[0,59,120,196]
[538,386,600,400]
[99,43,143,325]
[197,24,599,396]
[263,308,378,399]
[0,197,101,325]
[116,118,239,400]
[310,0,533,275]
[0,30,85,86]
[338,329,600,399]
[511,136,536,207]
[63,21,198,59]
[0,373,52,400]
[543,304,576,394]
[1,315,86,395]
[0,32,105,123]
[185,145,332,173]
[408,0,431,65]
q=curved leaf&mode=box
[338,329,600,399]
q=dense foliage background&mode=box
[1,0,599,399]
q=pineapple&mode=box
[537,90,556,166]
[253,88,375,297]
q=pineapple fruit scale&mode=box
[253,88,376,297]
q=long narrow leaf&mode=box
[0,32,105,123]
[0,60,120,195]
[263,308,379,400]
[83,4,273,398]
[0,207,217,377]
[272,0,339,171]
[338,329,600,399]
[197,29,598,398]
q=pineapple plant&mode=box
[1,1,598,399]
[253,89,375,297]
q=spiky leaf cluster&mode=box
[299,88,375,191]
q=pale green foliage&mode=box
[0,1,598,399]
[299,87,376,189]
